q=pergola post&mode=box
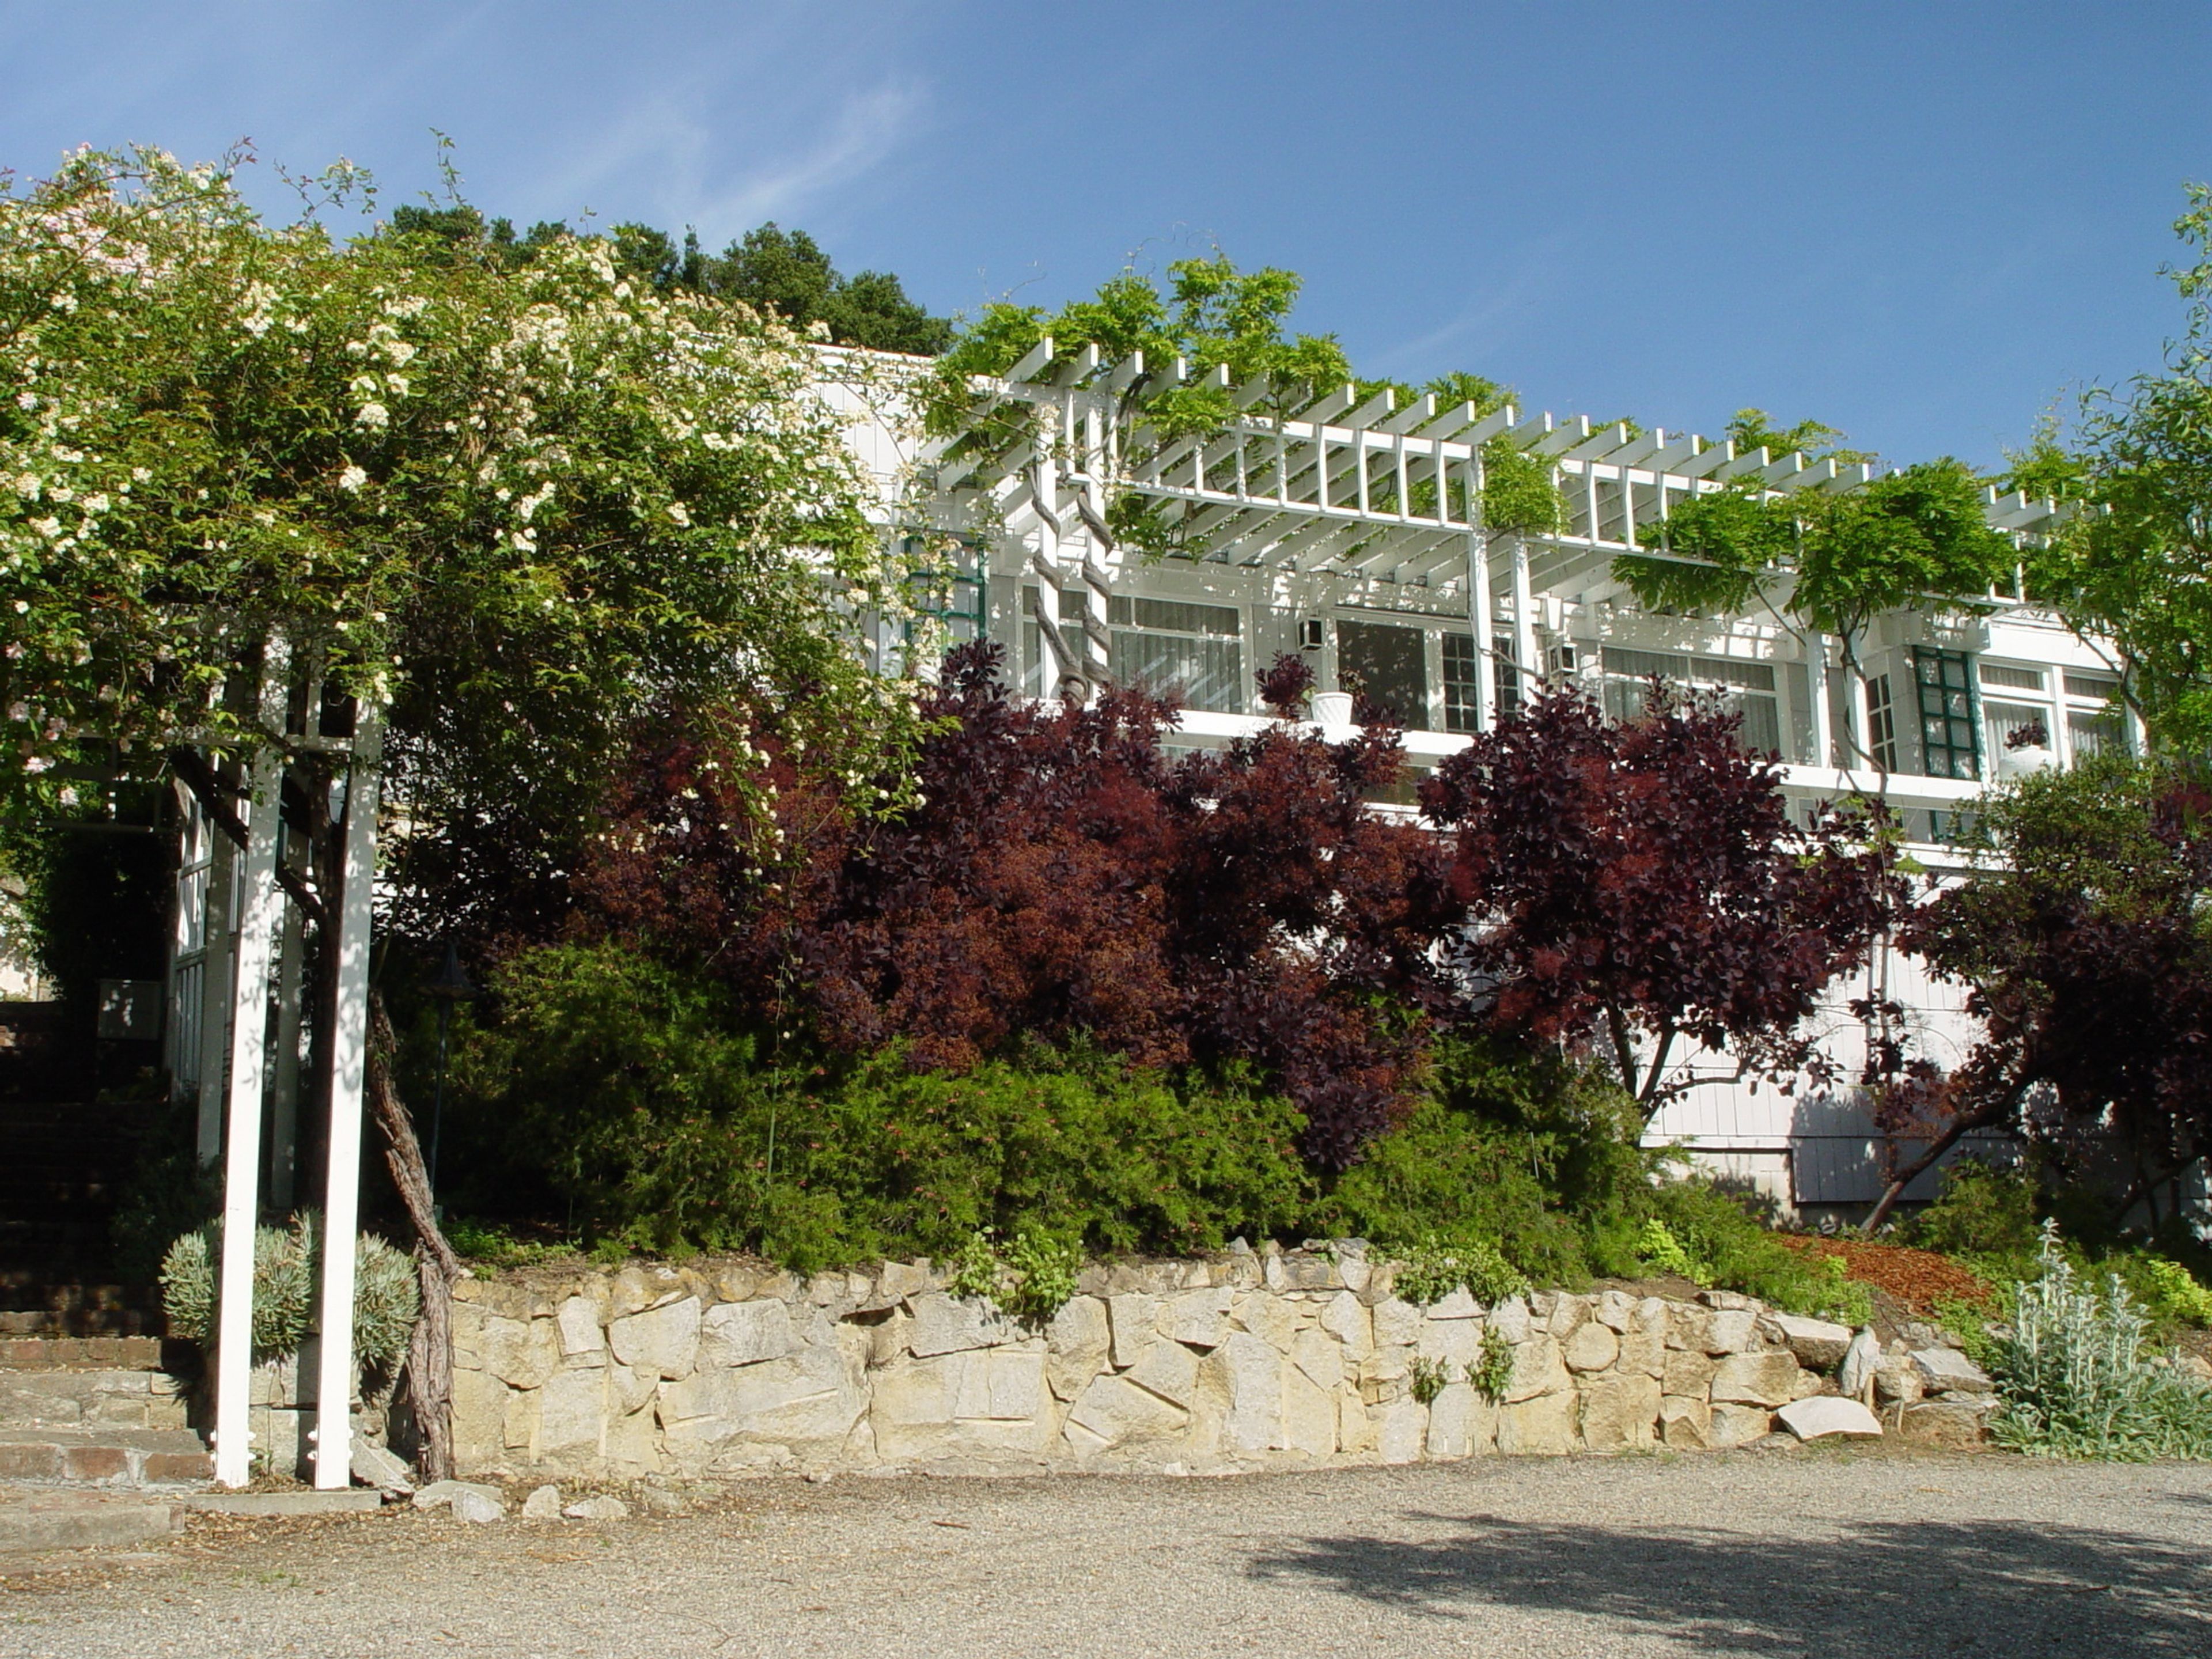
[1467,524,1495,733]
[1509,534,1539,703]
[209,739,286,1488]
[312,704,382,1488]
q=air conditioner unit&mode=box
[1299,618,1327,652]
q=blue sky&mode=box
[5,2,2207,469]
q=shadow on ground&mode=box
[1247,1511,2212,1656]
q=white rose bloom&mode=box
[355,403,389,430]
[667,502,691,527]
[339,465,368,493]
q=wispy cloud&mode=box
[1365,229,1580,378]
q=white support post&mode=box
[1806,631,1835,771]
[1510,535,1539,702]
[1467,529,1496,733]
[210,741,285,1489]
[193,828,236,1167]
[313,704,382,1489]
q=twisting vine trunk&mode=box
[365,990,461,1480]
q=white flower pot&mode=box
[1310,691,1355,725]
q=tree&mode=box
[0,146,919,945]
[574,642,1457,1168]
[1865,757,2212,1229]
[2028,185,2212,749]
[0,145,922,1469]
[1418,684,1903,1119]
[696,222,950,355]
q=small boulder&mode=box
[411,1479,503,1513]
[521,1484,563,1520]
[451,1487,506,1524]
[1776,1396,1884,1442]
[1836,1327,1882,1399]
[350,1441,414,1495]
[563,1495,631,1521]
[1770,1314,1853,1371]
[1911,1347,1993,1394]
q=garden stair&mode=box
[0,1336,210,1492]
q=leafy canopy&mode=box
[0,146,921,936]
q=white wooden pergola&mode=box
[923,341,2070,755]
[172,663,384,1491]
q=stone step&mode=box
[0,1337,166,1372]
[0,1483,181,1554]
[0,1429,211,1488]
[0,1361,192,1434]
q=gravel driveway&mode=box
[6,1448,2210,1657]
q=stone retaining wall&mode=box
[446,1243,1893,1479]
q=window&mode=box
[1980,662,2046,693]
[1336,619,1428,727]
[1985,699,2051,760]
[1866,674,1899,772]
[1913,647,1980,780]
[1442,633,1484,733]
[1600,647,1782,756]
[2063,671,2128,759]
[1022,585,1086,699]
[1108,595,1244,713]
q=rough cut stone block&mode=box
[1067,1373,1187,1448]
[1594,1290,1638,1332]
[1339,1394,1380,1455]
[1497,1389,1578,1455]
[1288,1327,1344,1394]
[1377,1398,1427,1464]
[1320,1291,1373,1358]
[1776,1396,1883,1441]
[1633,1296,1672,1335]
[1770,1314,1853,1370]
[1417,1315,1480,1370]
[1424,1381,1495,1459]
[412,1479,503,1512]
[609,1297,700,1381]
[351,1441,414,1494]
[537,1366,606,1455]
[1659,1394,1711,1449]
[1503,1335,1570,1404]
[1911,1348,1993,1393]
[908,1293,1019,1358]
[1615,1328,1666,1379]
[1578,1371,1661,1453]
[563,1495,628,1521]
[1370,1297,1421,1349]
[450,1368,510,1467]
[1107,1294,1161,1369]
[609,1264,688,1319]
[1664,1303,1714,1353]
[1562,1321,1620,1374]
[1161,1288,1232,1350]
[1126,1339,1201,1410]
[1547,1294,1590,1340]
[700,1299,794,1369]
[1703,1309,1759,1355]
[878,1260,935,1302]
[1488,1296,1533,1344]
[1710,1351,1801,1407]
[479,1316,561,1390]
[1708,1403,1772,1447]
[458,1486,510,1522]
[555,1297,604,1359]
[1218,1333,1282,1453]
[1897,1398,1993,1448]
[1281,1363,1337,1456]
[1045,1297,1110,1403]
[952,1347,1048,1421]
[1874,1361,1924,1406]
[1427,1287,1482,1321]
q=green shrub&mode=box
[457,943,1315,1273]
[1908,1158,2041,1264]
[1604,1180,1872,1325]
[1392,1236,1527,1308]
[1991,1224,2212,1460]
[1471,1326,1515,1404]
[1408,1355,1450,1405]
[945,1228,1081,1326]
[1312,1035,1647,1287]
[159,1213,418,1367]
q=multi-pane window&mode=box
[1600,647,1782,756]
[1024,591,1246,712]
[1108,596,1244,713]
[1336,619,1428,727]
[2062,671,2129,759]
[1442,633,1483,733]
[1866,673,1899,771]
[1912,647,1980,780]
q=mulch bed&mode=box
[1780,1236,1995,1315]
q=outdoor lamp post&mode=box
[423,940,478,1207]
